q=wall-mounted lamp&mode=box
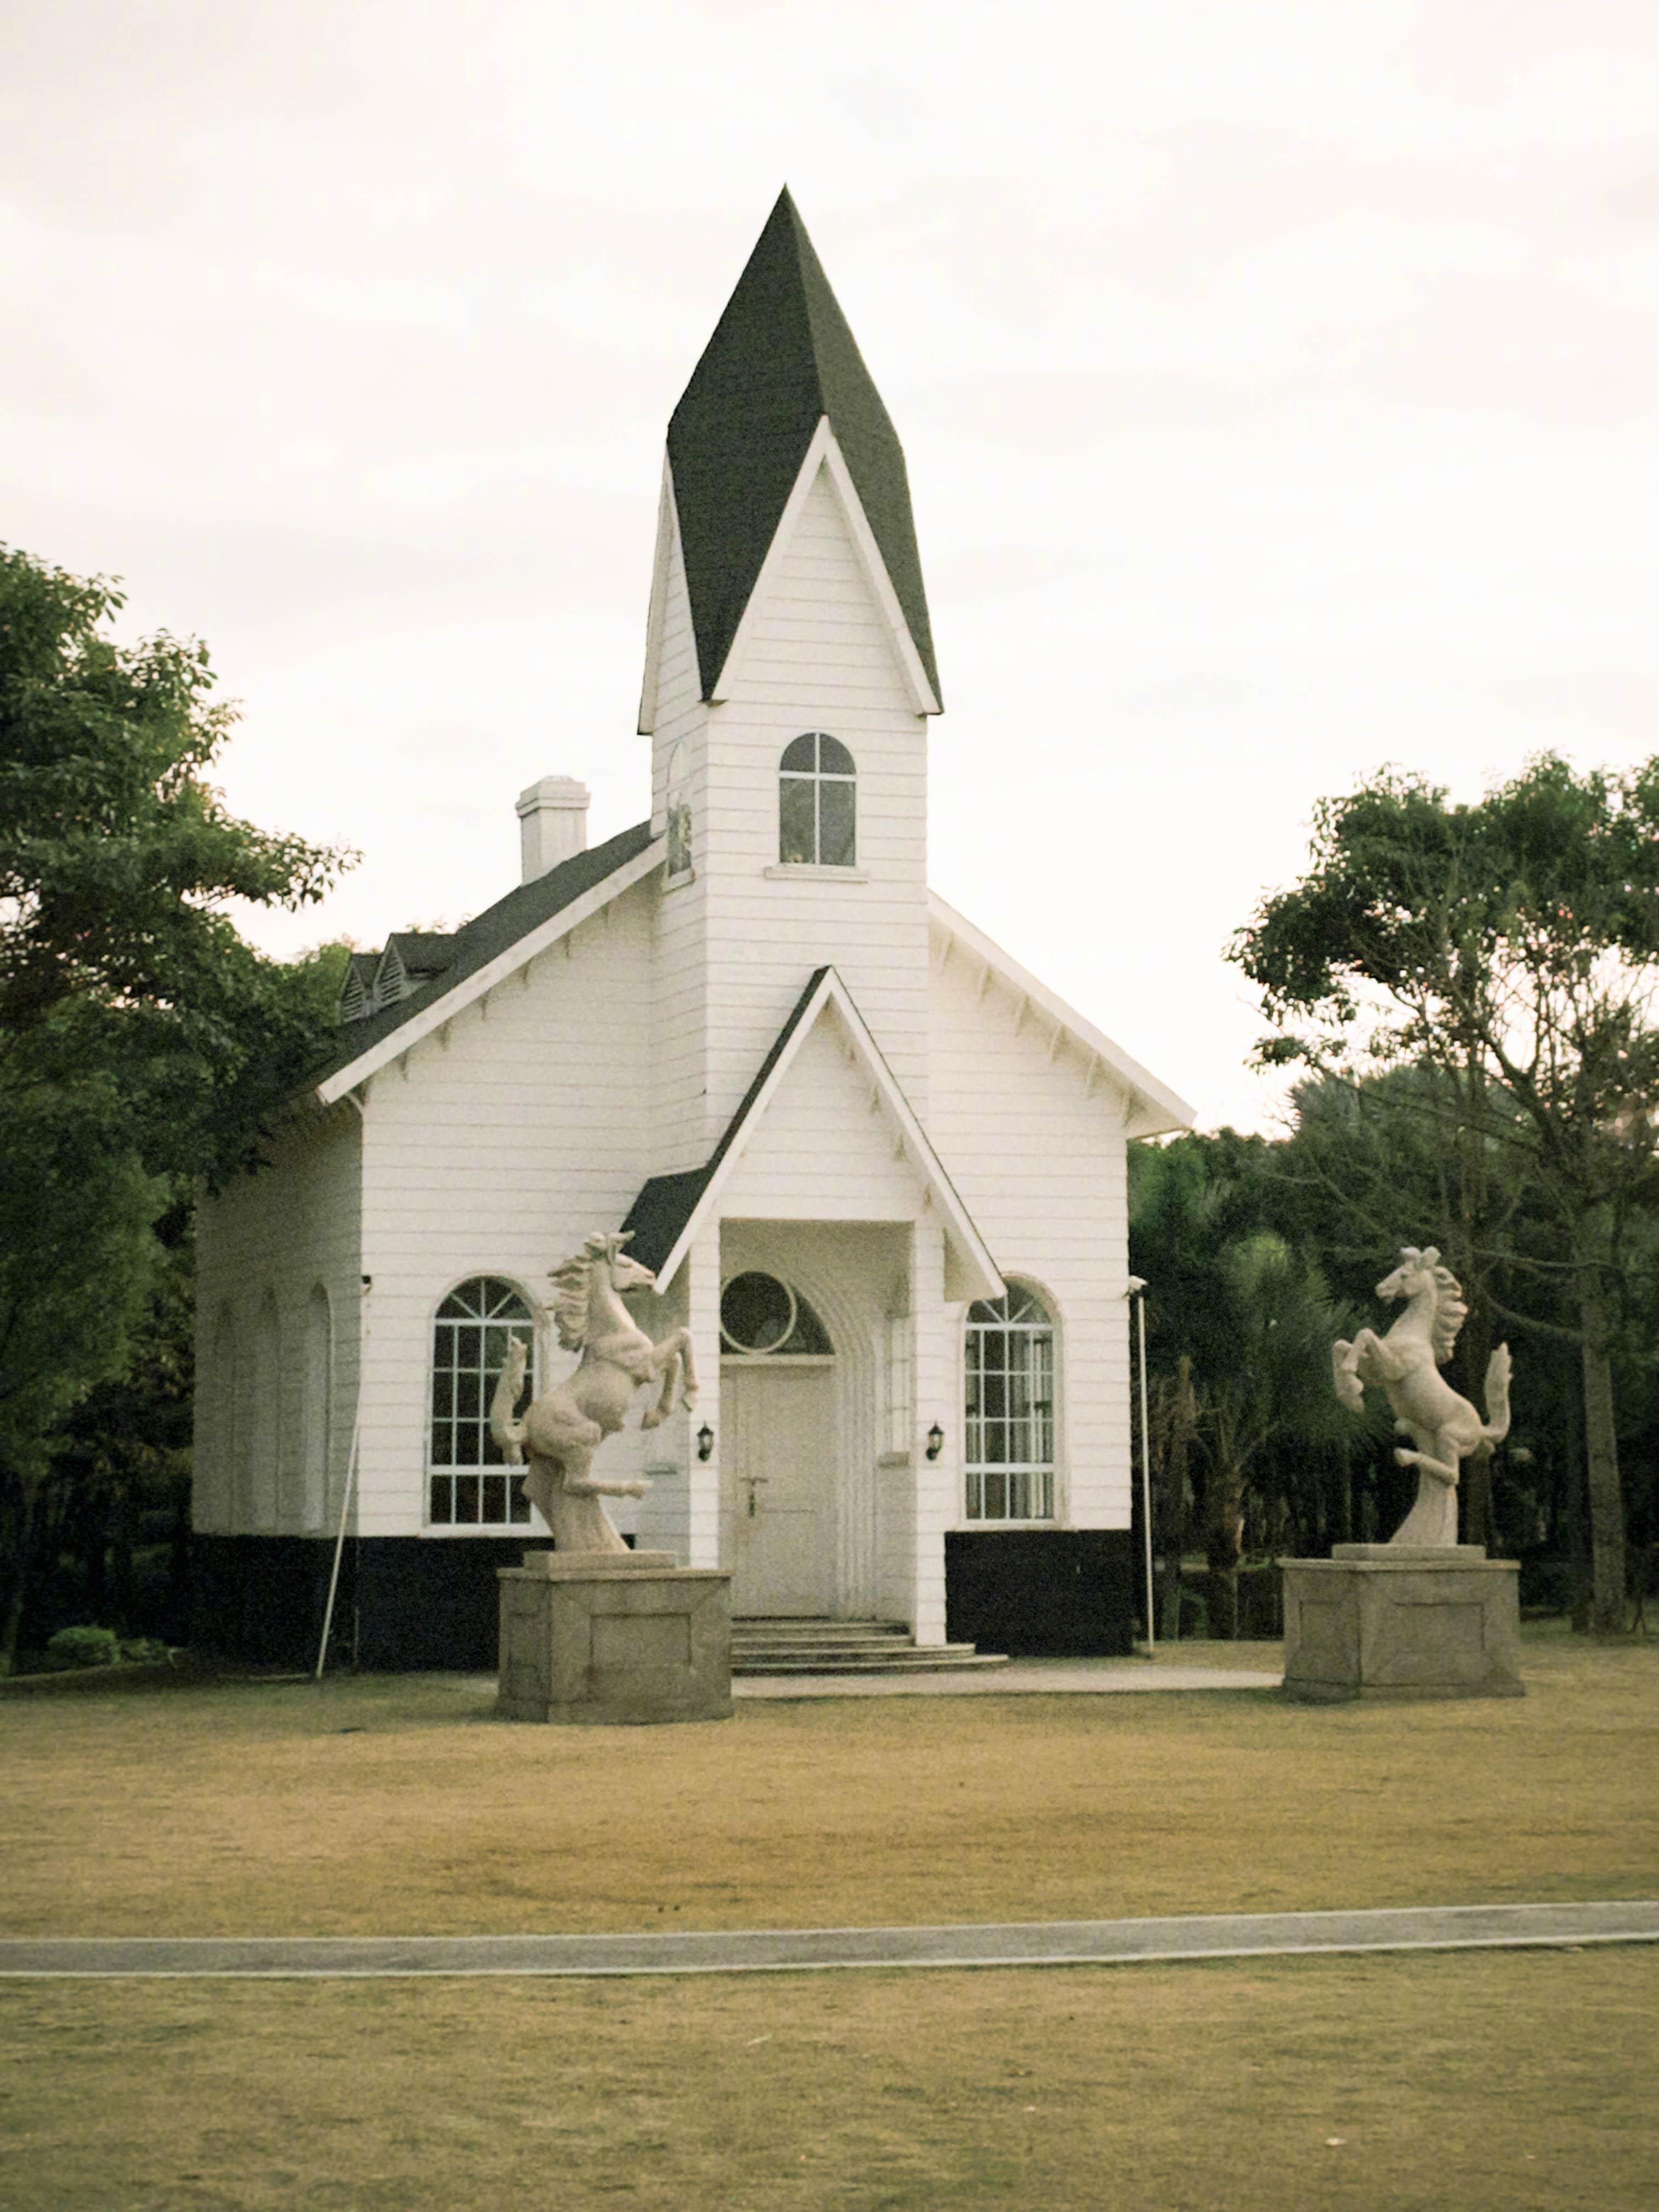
[696,1423,715,1463]
[925,1422,944,1462]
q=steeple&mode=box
[664,188,941,708]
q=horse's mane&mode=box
[1403,1246,1468,1364]
[1429,1265,1467,1362]
[548,1232,630,1350]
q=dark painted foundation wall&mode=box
[192,1528,1140,1670]
[945,1530,1137,1657]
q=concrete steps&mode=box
[731,1618,1007,1676]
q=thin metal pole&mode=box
[1137,1288,1154,1651]
[316,1280,370,1680]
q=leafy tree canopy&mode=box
[1231,753,1659,1631]
[0,544,353,1181]
[1,543,355,1665]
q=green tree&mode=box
[1271,1069,1539,1547]
[1131,1136,1360,1637]
[1,545,351,1176]
[1232,755,1659,1632]
[0,544,352,1666]
[0,1086,161,1666]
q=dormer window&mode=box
[779,733,856,867]
[665,741,692,879]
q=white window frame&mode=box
[778,731,857,868]
[964,1280,1058,1523]
[426,1276,539,1530]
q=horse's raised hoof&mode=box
[640,1409,664,1430]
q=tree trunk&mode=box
[1205,1459,1243,1641]
[1577,1280,1627,1634]
[1153,1359,1196,1642]
[1,1471,41,1677]
[1565,1391,1591,1634]
[1457,1303,1495,1550]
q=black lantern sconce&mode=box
[696,1423,715,1463]
[925,1422,944,1462]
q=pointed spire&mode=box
[666,188,941,705]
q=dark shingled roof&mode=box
[621,967,831,1274]
[667,188,940,707]
[382,931,457,980]
[309,819,658,1091]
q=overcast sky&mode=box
[5,0,1657,1132]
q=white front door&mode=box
[724,1363,836,1615]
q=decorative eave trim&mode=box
[636,460,678,738]
[707,418,942,717]
[652,966,998,1298]
[928,892,1196,1140]
[314,835,669,1105]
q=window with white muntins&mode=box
[779,732,856,867]
[428,1277,536,1526]
[965,1284,1057,1521]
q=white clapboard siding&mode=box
[353,882,657,1538]
[192,1105,363,1537]
[647,459,932,1174]
[926,937,1135,1530]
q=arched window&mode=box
[429,1277,536,1526]
[779,732,856,868]
[665,740,692,878]
[965,1283,1056,1521]
[720,1272,834,1356]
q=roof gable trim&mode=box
[928,893,1196,1140]
[647,966,998,1297]
[707,418,941,716]
[315,834,667,1105]
[636,460,679,738]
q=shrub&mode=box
[44,1625,121,1671]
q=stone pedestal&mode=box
[497,1550,733,1725]
[1281,1545,1523,1704]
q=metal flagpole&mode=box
[1128,1277,1154,1651]
[316,1276,371,1681]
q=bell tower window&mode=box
[665,741,692,879]
[779,732,856,867]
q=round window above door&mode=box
[720,1272,834,1356]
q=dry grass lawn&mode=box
[3,1951,1657,2210]
[2,1625,1655,1938]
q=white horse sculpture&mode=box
[1332,1246,1511,1548]
[489,1230,698,1554]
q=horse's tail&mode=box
[1477,1343,1512,1452]
[488,1336,530,1466]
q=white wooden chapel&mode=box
[191,190,1192,1667]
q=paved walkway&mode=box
[735,1657,1282,1697]
[5,1902,1654,1980]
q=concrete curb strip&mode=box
[4,1902,1655,1979]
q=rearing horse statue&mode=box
[489,1231,698,1554]
[1332,1246,1511,1547]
